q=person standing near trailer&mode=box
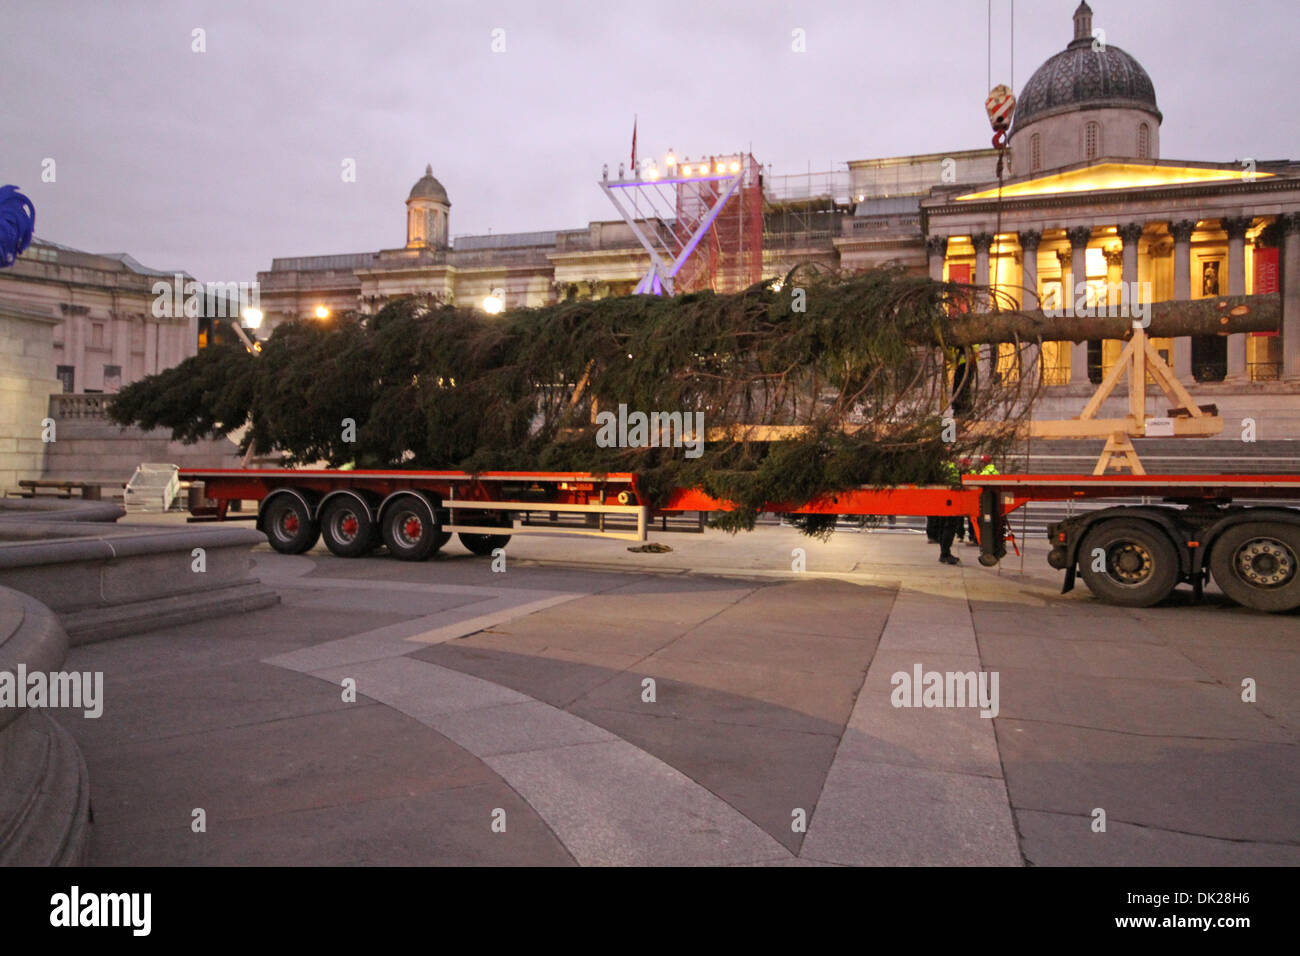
[936,457,964,565]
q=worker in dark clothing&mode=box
[936,457,963,564]
[951,347,974,416]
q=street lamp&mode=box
[482,289,505,314]
[241,307,263,330]
[314,305,330,319]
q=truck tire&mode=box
[262,494,320,555]
[1208,522,1300,612]
[1078,520,1179,608]
[320,497,379,558]
[381,494,446,561]
[458,512,512,556]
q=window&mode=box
[1031,133,1042,172]
[1137,123,1149,159]
[1192,336,1227,382]
[1087,340,1103,384]
[1085,122,1100,160]
[56,365,75,393]
[91,322,105,348]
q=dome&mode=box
[408,164,449,204]
[1011,3,1160,135]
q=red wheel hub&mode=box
[403,516,423,539]
[283,513,299,533]
[342,514,359,536]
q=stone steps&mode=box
[0,587,91,866]
[0,710,91,866]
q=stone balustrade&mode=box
[49,392,110,420]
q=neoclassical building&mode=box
[257,2,1298,429]
[0,239,200,394]
[921,2,1299,436]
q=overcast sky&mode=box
[2,0,1296,283]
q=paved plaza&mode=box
[54,520,1300,866]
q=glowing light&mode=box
[955,162,1274,201]
[648,164,660,180]
[716,163,726,174]
[313,306,330,319]
[665,150,676,168]
[482,289,505,314]
[241,307,263,329]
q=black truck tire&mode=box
[458,512,512,556]
[320,497,380,558]
[380,494,448,561]
[262,493,320,555]
[1078,519,1180,608]
[1209,521,1300,613]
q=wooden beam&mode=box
[939,294,1280,346]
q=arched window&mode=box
[1031,133,1042,172]
[1085,122,1100,160]
[1137,123,1150,159]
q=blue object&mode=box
[0,185,36,268]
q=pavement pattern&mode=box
[53,522,1300,865]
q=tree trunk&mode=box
[938,294,1280,346]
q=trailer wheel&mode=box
[381,495,445,561]
[458,512,512,556]
[1208,522,1300,612]
[320,498,379,558]
[1078,520,1179,608]
[262,494,320,555]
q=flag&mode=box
[631,116,637,172]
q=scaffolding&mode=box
[599,152,763,295]
[761,168,852,253]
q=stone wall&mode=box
[0,298,62,493]
[40,393,243,490]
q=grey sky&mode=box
[2,0,1296,283]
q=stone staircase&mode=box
[0,588,91,866]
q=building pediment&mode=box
[952,160,1277,202]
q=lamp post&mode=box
[232,307,263,354]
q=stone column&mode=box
[1284,213,1300,381]
[1019,230,1042,387]
[1067,226,1093,383]
[1223,216,1253,379]
[1118,222,1143,298]
[111,312,129,389]
[144,320,158,376]
[972,232,993,288]
[926,236,948,282]
[972,232,994,384]
[1170,219,1196,380]
[63,311,81,392]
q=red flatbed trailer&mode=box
[179,467,1300,613]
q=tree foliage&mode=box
[110,268,1033,534]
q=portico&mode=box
[922,159,1300,394]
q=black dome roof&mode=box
[408,164,449,204]
[1011,3,1160,134]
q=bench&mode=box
[12,480,124,501]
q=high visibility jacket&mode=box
[979,462,998,475]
